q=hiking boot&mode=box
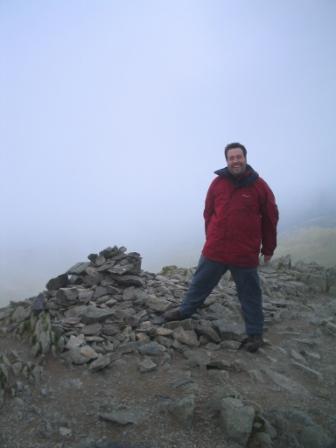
[163,308,185,322]
[238,335,264,353]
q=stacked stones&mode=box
[0,247,335,372]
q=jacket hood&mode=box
[214,164,259,188]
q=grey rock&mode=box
[138,341,166,356]
[213,320,245,340]
[11,305,31,323]
[298,425,333,448]
[145,296,171,313]
[0,308,12,320]
[93,286,110,300]
[89,354,112,372]
[83,267,103,286]
[220,397,255,445]
[46,273,68,291]
[66,334,86,350]
[93,254,106,266]
[83,323,102,335]
[68,345,98,365]
[112,275,144,287]
[123,287,145,302]
[56,287,79,305]
[100,246,126,259]
[99,406,142,425]
[207,358,232,371]
[324,321,336,336]
[66,262,90,275]
[273,255,292,270]
[32,293,46,314]
[138,357,157,373]
[79,305,116,324]
[155,326,173,337]
[167,395,195,426]
[249,431,273,447]
[102,323,120,336]
[194,320,221,343]
[34,312,53,354]
[156,335,173,348]
[173,327,199,347]
[183,349,211,368]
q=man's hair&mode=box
[224,142,247,160]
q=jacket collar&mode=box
[214,164,259,188]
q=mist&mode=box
[1,1,336,305]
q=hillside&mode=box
[0,246,336,448]
[277,226,336,267]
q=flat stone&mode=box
[138,357,157,373]
[138,341,166,356]
[79,305,116,324]
[93,286,110,299]
[207,358,232,371]
[79,345,98,360]
[89,354,112,372]
[82,323,102,335]
[85,336,104,342]
[155,327,173,337]
[99,407,142,425]
[112,275,144,287]
[66,262,90,275]
[62,316,81,326]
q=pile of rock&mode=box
[1,247,335,371]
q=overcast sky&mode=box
[1,0,336,304]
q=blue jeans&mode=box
[180,256,263,336]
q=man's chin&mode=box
[230,168,244,176]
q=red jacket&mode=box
[202,165,278,267]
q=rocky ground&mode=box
[0,246,336,448]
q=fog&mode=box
[1,1,336,305]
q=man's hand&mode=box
[263,255,272,264]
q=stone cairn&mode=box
[1,246,336,373]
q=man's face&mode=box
[226,148,247,176]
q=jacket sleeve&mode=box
[203,180,215,236]
[259,181,279,256]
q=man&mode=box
[164,142,279,353]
